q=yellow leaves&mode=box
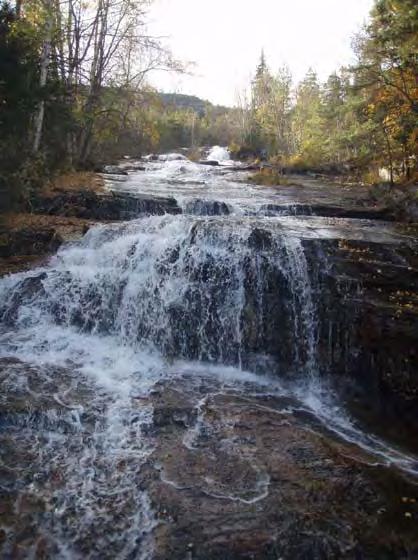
[401,496,417,519]
[402,497,417,504]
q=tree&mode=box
[0,1,41,207]
[291,69,326,167]
[32,0,53,153]
[352,0,418,181]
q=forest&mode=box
[0,0,417,211]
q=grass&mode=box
[44,171,104,195]
[248,168,301,187]
[2,213,93,232]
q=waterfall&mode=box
[0,215,318,377]
[0,210,323,557]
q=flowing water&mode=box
[0,151,417,558]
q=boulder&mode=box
[101,165,128,175]
[184,199,230,216]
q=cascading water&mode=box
[206,145,230,162]
[1,150,417,558]
[0,212,322,557]
[0,215,317,376]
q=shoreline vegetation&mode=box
[0,0,417,266]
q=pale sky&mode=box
[147,0,374,106]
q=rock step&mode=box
[30,190,181,220]
[259,203,394,220]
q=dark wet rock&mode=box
[307,204,394,220]
[198,160,219,166]
[184,199,230,216]
[0,228,62,258]
[247,227,273,250]
[1,272,47,324]
[30,191,181,220]
[258,203,394,220]
[101,165,128,175]
[121,163,146,172]
[306,238,418,446]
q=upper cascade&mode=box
[158,153,187,162]
[206,146,231,162]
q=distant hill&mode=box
[159,93,229,116]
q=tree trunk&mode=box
[382,126,394,186]
[78,87,100,166]
[33,0,53,154]
[15,0,22,17]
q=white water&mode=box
[0,215,319,371]
[206,145,230,162]
[1,150,417,557]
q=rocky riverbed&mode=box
[1,359,418,559]
[0,151,417,558]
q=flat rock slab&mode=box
[258,203,394,220]
[247,175,400,221]
[145,377,418,560]
[0,361,418,558]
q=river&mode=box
[0,148,417,558]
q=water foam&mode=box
[207,145,230,162]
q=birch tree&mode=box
[33,0,53,153]
[56,0,179,164]
[24,0,181,163]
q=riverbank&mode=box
[0,213,93,275]
[0,172,100,274]
[248,167,418,222]
[0,170,181,276]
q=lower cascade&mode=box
[0,154,417,559]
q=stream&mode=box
[0,148,417,559]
